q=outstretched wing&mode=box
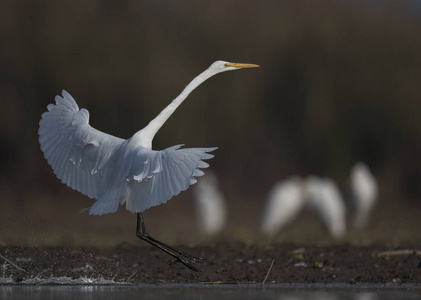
[38,90,125,199]
[40,91,218,215]
[89,145,217,215]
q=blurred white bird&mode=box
[347,163,378,229]
[304,176,347,238]
[193,171,226,235]
[261,177,305,236]
[261,176,346,239]
[38,60,259,271]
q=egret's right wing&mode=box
[38,90,125,199]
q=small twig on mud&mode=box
[378,250,421,257]
[262,259,275,286]
[0,253,26,272]
[126,271,138,282]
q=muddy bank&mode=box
[1,243,420,285]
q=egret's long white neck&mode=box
[133,67,221,149]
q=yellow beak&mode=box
[226,62,260,69]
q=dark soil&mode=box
[1,243,420,285]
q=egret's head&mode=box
[210,60,260,73]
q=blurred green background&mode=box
[1,0,421,247]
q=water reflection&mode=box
[1,285,420,300]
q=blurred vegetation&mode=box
[1,0,421,245]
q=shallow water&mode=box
[1,283,420,300]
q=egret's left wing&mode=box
[89,145,217,215]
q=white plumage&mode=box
[38,61,259,216]
[39,91,216,215]
[38,60,259,272]
[261,177,305,236]
[304,176,347,238]
[348,163,378,229]
[261,176,347,238]
[193,171,226,235]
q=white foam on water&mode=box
[0,275,131,285]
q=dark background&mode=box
[1,0,421,247]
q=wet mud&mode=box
[1,242,420,285]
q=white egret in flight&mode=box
[38,60,259,271]
[347,163,378,229]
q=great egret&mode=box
[347,163,378,229]
[304,176,346,238]
[38,60,259,271]
[261,177,305,236]
[261,176,346,239]
[193,171,226,235]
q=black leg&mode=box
[137,213,204,261]
[135,213,204,272]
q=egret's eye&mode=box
[224,63,228,68]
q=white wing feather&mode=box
[90,145,216,215]
[39,91,217,215]
[38,90,125,199]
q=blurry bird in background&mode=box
[261,163,378,239]
[304,176,347,239]
[346,163,378,229]
[261,176,305,237]
[261,176,347,239]
[193,171,227,235]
